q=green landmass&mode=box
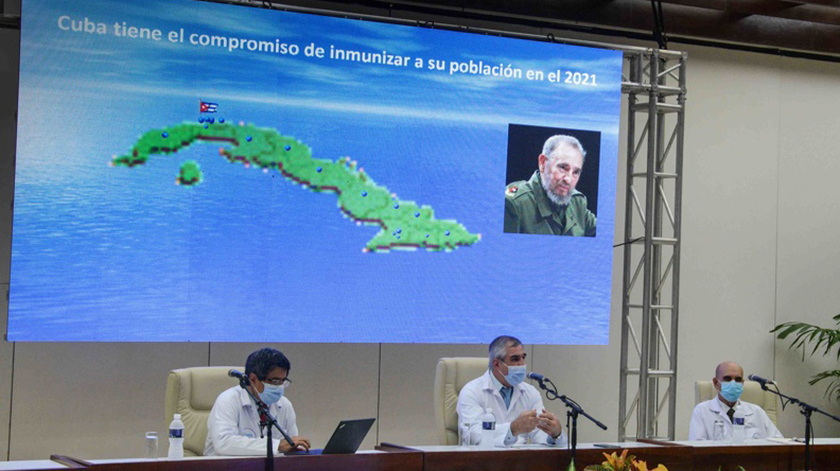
[112,122,481,252]
[177,160,203,186]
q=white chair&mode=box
[433,357,488,445]
[164,366,243,456]
[694,380,779,426]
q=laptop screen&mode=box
[323,418,376,454]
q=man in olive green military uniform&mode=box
[504,135,596,237]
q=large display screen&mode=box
[9,0,623,343]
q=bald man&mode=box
[688,361,782,441]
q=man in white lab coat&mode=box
[688,361,782,441]
[205,348,311,455]
[457,335,567,447]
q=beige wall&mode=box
[674,46,782,437]
[774,56,840,440]
[3,1,840,462]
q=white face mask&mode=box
[502,363,527,387]
[719,380,743,403]
[259,383,285,404]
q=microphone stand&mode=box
[236,376,297,471]
[535,377,608,467]
[756,381,840,471]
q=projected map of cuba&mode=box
[112,122,480,253]
[10,0,622,342]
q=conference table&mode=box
[2,439,839,471]
[382,439,840,471]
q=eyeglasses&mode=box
[263,378,292,387]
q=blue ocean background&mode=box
[10,0,622,343]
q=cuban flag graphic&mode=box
[200,100,218,113]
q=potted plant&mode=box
[772,313,840,401]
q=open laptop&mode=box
[286,418,375,455]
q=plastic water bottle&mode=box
[713,419,726,441]
[168,413,185,459]
[480,408,496,450]
[731,408,745,445]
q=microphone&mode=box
[528,372,560,400]
[229,369,250,386]
[748,374,776,386]
[528,372,545,382]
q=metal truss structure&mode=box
[618,49,687,441]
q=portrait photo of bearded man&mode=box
[504,132,597,237]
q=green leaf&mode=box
[806,370,840,399]
[772,323,804,338]
[773,316,840,403]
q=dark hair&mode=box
[245,348,291,380]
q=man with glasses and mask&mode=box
[205,348,311,455]
[457,335,566,447]
[688,361,782,440]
